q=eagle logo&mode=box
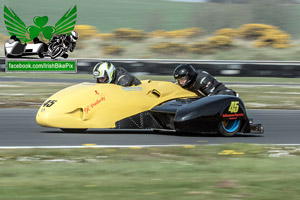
[3,5,77,43]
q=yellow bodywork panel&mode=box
[36,80,198,129]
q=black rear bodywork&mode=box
[115,95,252,134]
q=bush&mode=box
[207,35,233,48]
[214,28,238,38]
[102,45,124,55]
[74,25,99,40]
[189,42,215,54]
[237,23,291,48]
[149,42,188,54]
[238,23,277,40]
[162,27,203,38]
[113,28,147,41]
[255,29,291,48]
[97,33,115,40]
[149,30,167,38]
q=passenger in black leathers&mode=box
[93,61,141,86]
[173,64,237,96]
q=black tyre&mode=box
[218,119,241,137]
[61,53,68,58]
[38,52,44,58]
[60,128,88,133]
[50,47,63,59]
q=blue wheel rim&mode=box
[222,119,240,133]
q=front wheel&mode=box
[50,46,63,59]
[60,128,88,133]
[218,119,241,137]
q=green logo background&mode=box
[3,5,77,43]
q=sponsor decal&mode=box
[205,81,211,88]
[122,87,142,91]
[84,94,106,114]
[222,113,245,120]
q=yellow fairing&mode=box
[36,80,197,129]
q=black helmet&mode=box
[173,64,196,88]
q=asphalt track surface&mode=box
[0,109,299,147]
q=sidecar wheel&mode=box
[60,128,88,133]
[218,119,241,137]
[38,53,44,58]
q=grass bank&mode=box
[1,73,300,109]
[0,144,299,199]
[3,1,300,60]
[2,0,300,37]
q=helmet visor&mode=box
[176,76,189,87]
[97,76,108,83]
[71,32,78,41]
[71,36,78,42]
[93,70,100,78]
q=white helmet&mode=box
[70,31,78,42]
[93,61,116,83]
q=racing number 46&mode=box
[228,101,239,113]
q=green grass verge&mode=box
[1,73,300,109]
[2,72,300,83]
[0,144,300,200]
[0,72,93,79]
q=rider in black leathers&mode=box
[48,31,78,58]
[173,64,237,96]
[93,61,141,86]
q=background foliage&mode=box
[2,0,300,37]
[1,0,300,60]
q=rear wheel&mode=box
[38,52,44,58]
[61,53,68,58]
[60,128,88,133]
[218,119,241,137]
